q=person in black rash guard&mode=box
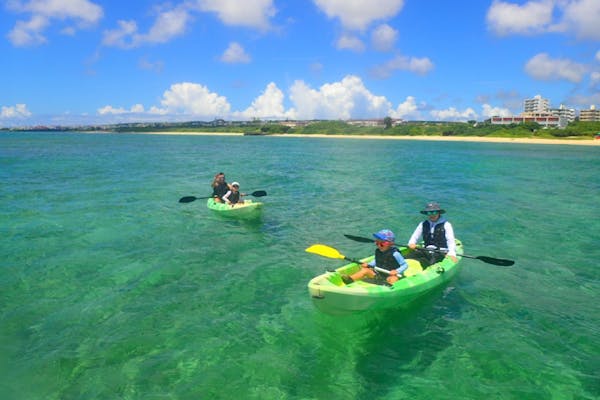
[211,172,230,203]
[405,201,457,268]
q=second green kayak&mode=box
[206,198,263,219]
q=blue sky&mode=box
[1,0,599,127]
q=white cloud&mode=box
[561,0,600,40]
[486,0,600,40]
[190,0,276,30]
[97,104,145,115]
[389,96,423,120]
[1,104,32,118]
[313,0,405,31]
[336,34,365,52]
[371,54,434,78]
[525,53,587,82]
[430,107,478,122]
[486,0,555,36]
[220,42,251,63]
[236,82,289,119]
[156,82,231,117]
[481,104,512,118]
[371,24,397,52]
[288,75,391,120]
[7,0,102,46]
[102,7,190,49]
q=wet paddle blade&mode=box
[251,190,267,197]
[343,234,374,243]
[179,196,198,203]
[476,256,515,266]
[305,244,344,260]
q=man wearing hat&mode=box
[406,201,457,268]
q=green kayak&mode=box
[206,198,262,218]
[307,240,464,315]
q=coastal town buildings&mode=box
[579,105,600,122]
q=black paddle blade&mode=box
[343,234,374,243]
[251,190,267,197]
[476,256,515,266]
[179,196,197,203]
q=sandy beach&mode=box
[141,131,600,146]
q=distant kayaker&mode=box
[211,172,230,203]
[222,181,246,206]
[406,202,457,268]
[342,229,408,286]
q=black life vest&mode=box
[422,220,447,249]
[374,247,401,271]
[228,191,241,204]
[212,182,229,199]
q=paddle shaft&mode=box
[179,190,266,203]
[343,234,514,266]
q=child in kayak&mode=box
[222,182,245,206]
[342,229,408,286]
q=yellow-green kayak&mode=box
[307,240,464,315]
[206,198,262,219]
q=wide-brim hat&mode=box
[231,182,240,187]
[420,202,446,214]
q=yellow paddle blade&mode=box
[305,244,345,260]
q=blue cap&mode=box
[373,229,395,242]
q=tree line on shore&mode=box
[4,119,600,139]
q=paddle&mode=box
[305,244,390,276]
[343,234,515,266]
[179,190,267,203]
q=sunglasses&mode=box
[376,240,391,246]
[425,211,439,215]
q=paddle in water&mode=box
[179,190,267,203]
[343,234,515,266]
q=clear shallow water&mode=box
[1,132,599,399]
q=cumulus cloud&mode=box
[371,54,434,79]
[487,0,600,40]
[335,34,365,52]
[288,75,391,120]
[155,82,231,118]
[220,42,251,63]
[1,103,32,118]
[7,0,103,46]
[481,104,512,118]
[525,53,588,82]
[371,24,398,52]
[313,0,404,31]
[389,96,423,120]
[236,82,289,119]
[190,0,276,30]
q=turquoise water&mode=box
[1,132,599,399]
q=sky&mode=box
[1,0,600,127]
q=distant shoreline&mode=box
[135,131,600,146]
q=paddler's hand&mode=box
[360,262,369,268]
[447,255,457,262]
[408,243,417,250]
[389,269,398,276]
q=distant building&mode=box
[549,104,576,123]
[523,95,550,114]
[490,115,564,128]
[579,105,600,122]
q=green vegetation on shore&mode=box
[4,119,600,139]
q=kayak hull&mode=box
[307,240,464,315]
[207,198,262,219]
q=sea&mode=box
[1,132,599,400]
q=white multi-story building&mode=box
[550,104,576,123]
[523,95,550,114]
[580,105,600,122]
